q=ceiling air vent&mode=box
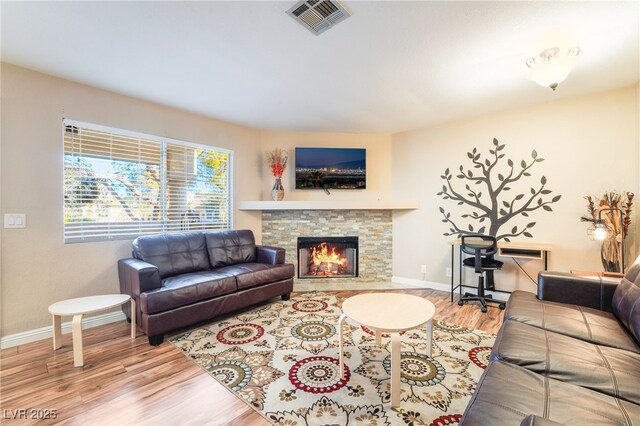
[286,0,351,36]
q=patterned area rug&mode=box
[170,292,495,426]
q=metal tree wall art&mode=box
[437,138,561,241]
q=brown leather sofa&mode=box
[118,229,294,345]
[461,257,640,425]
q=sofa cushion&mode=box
[505,290,639,353]
[215,263,295,290]
[133,232,210,278]
[139,271,237,314]
[491,320,640,405]
[612,260,640,344]
[460,361,640,425]
[205,230,256,268]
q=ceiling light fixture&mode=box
[526,47,580,91]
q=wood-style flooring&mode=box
[0,289,504,425]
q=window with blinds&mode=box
[63,119,232,243]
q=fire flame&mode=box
[311,242,348,268]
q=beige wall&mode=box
[257,131,392,203]
[2,62,637,338]
[392,87,639,291]
[0,64,263,336]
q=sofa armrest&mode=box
[256,245,286,265]
[537,272,620,312]
[118,258,162,297]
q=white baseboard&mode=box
[0,311,127,349]
[391,276,509,302]
[392,276,451,291]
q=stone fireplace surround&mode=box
[261,209,392,284]
[239,200,419,290]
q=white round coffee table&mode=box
[48,294,136,367]
[338,292,436,407]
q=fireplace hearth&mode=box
[297,236,358,279]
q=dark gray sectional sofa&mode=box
[118,229,294,345]
[461,257,640,425]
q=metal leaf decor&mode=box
[436,138,561,242]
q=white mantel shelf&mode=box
[238,200,419,211]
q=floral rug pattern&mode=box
[170,292,495,426]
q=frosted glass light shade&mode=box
[527,47,580,91]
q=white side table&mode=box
[338,293,436,407]
[48,294,136,367]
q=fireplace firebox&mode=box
[297,236,358,279]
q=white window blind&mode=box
[63,120,232,243]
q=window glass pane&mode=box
[63,121,232,242]
[165,144,231,232]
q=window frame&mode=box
[62,119,234,243]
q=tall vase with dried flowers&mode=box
[266,148,288,201]
[581,191,634,272]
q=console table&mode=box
[449,240,552,302]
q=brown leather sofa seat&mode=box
[216,263,296,290]
[462,360,640,425]
[140,271,237,314]
[492,319,640,405]
[504,290,640,352]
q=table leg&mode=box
[459,245,463,300]
[130,298,136,339]
[72,314,84,367]
[375,328,382,345]
[338,313,347,379]
[52,314,62,350]
[450,244,454,302]
[426,320,433,357]
[390,332,401,407]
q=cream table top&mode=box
[48,294,131,316]
[341,293,436,332]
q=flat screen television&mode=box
[295,147,366,190]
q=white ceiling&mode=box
[1,1,638,133]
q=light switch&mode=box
[4,213,26,229]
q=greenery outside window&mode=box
[63,119,232,243]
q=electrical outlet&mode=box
[420,264,427,274]
[446,267,452,277]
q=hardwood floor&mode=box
[0,289,504,425]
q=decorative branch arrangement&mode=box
[580,191,634,237]
[265,147,289,201]
[437,138,561,241]
[265,147,288,178]
[580,191,634,272]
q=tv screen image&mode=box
[295,147,366,190]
